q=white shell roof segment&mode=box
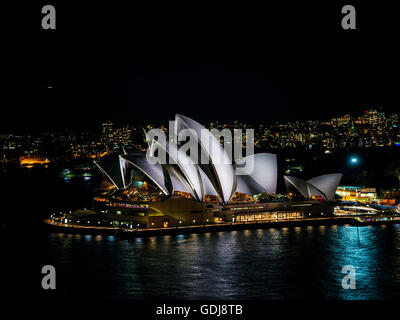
[235,175,265,196]
[166,166,195,197]
[307,173,343,201]
[175,114,237,203]
[284,175,310,199]
[284,174,342,201]
[119,156,129,189]
[121,154,169,195]
[238,153,277,194]
[151,139,203,201]
[198,166,220,201]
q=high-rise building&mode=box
[102,121,114,147]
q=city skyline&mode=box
[2,108,399,160]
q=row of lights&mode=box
[58,215,143,229]
[151,218,212,227]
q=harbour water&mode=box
[1,167,400,299]
[44,224,400,299]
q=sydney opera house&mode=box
[93,114,342,228]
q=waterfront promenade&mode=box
[44,216,359,238]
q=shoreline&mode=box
[44,217,400,238]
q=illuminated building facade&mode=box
[19,155,50,167]
[336,186,377,203]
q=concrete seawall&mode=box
[44,217,357,238]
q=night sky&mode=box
[6,1,400,131]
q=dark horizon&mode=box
[7,1,400,132]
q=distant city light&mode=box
[350,156,359,164]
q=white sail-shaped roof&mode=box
[236,175,265,196]
[175,114,237,203]
[236,153,277,194]
[198,166,220,201]
[121,154,169,195]
[284,175,325,200]
[166,166,194,197]
[150,139,203,201]
[284,176,310,199]
[119,156,130,188]
[284,174,342,201]
[307,173,343,201]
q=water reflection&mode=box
[45,225,400,299]
[324,226,388,299]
